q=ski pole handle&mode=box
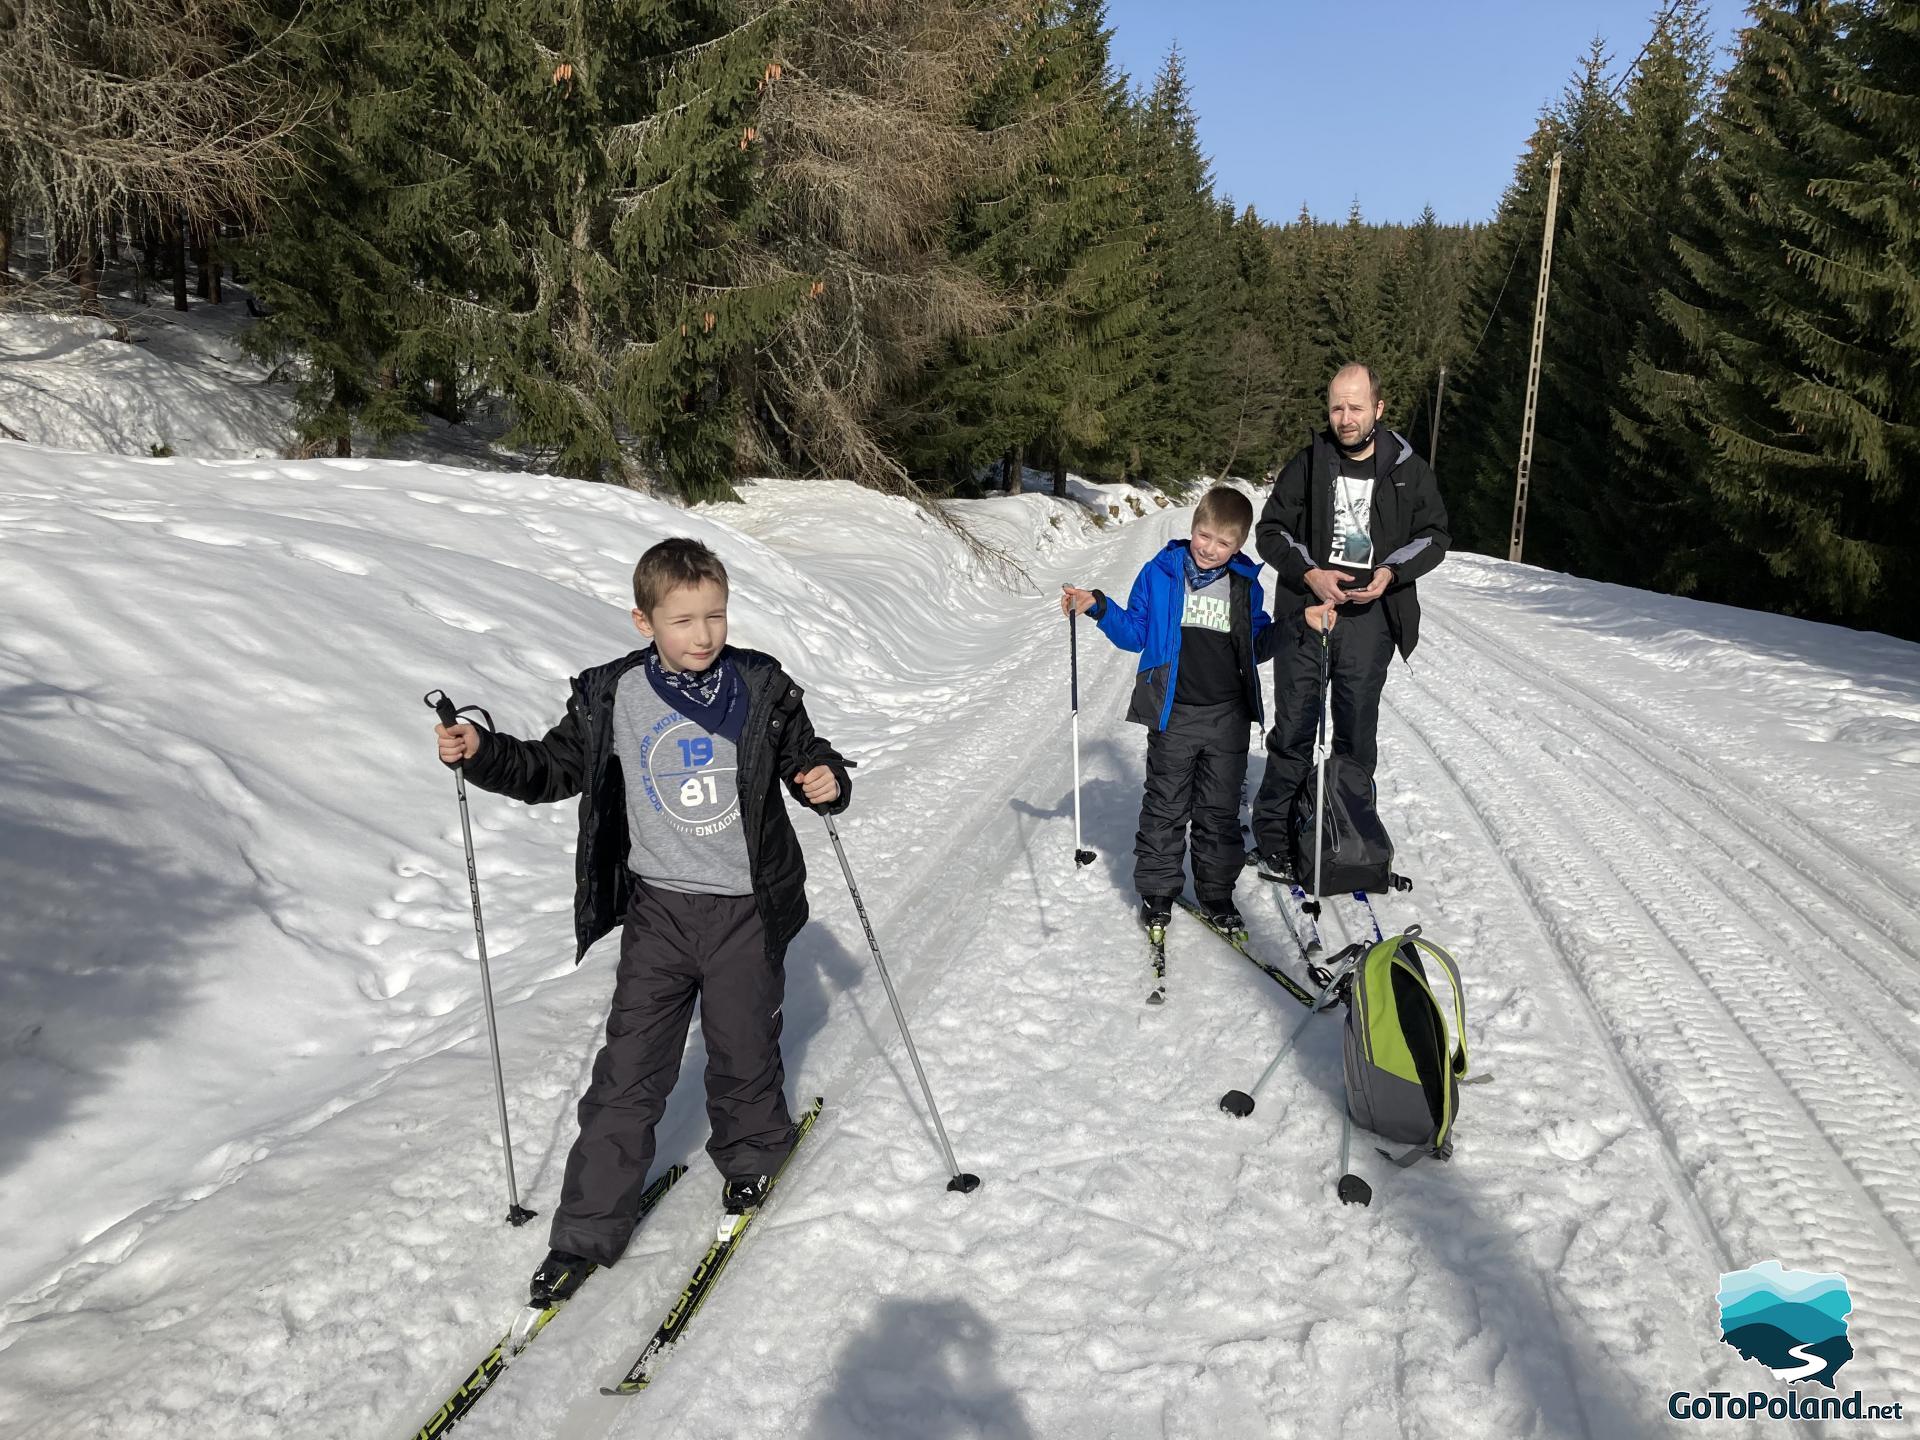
[425,690,495,757]
[1069,608,1080,714]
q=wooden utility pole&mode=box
[1508,151,1562,564]
[1430,363,1447,468]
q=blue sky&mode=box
[1102,1,1748,225]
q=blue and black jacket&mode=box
[1089,540,1276,731]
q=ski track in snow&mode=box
[1,456,1916,1439]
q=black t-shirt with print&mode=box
[1174,574,1243,709]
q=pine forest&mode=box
[1,0,1915,638]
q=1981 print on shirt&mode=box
[640,717,740,837]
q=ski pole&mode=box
[425,689,535,1227]
[1069,609,1096,867]
[821,803,981,1194]
[1306,606,1335,918]
[1218,942,1361,1118]
[1336,1110,1373,1207]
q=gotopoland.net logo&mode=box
[1668,1261,1905,1423]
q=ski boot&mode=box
[722,1174,773,1213]
[1196,893,1247,941]
[528,1249,595,1308]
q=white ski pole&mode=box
[1218,942,1363,1118]
[821,800,981,1195]
[1069,609,1096,867]
[1307,606,1335,919]
[426,689,535,1227]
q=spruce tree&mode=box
[1388,204,1473,463]
[1539,5,1713,583]
[1634,0,1918,633]
[1265,205,1331,456]
[896,0,1145,491]
[242,0,463,454]
[1127,46,1238,484]
[1316,202,1388,384]
[1440,117,1567,556]
[1444,44,1616,558]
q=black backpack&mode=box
[1289,755,1395,895]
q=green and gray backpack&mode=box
[1341,929,1470,1164]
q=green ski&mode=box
[407,1164,685,1440]
[1173,897,1321,1008]
[602,1096,825,1396]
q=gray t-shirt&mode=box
[612,669,754,897]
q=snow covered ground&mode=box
[2,427,1918,1436]
[0,304,292,460]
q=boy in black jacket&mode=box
[434,537,850,1304]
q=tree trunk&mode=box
[1007,443,1025,494]
[193,226,213,300]
[1051,450,1068,499]
[171,213,189,312]
[78,229,102,316]
[133,217,157,305]
[332,375,354,457]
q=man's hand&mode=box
[1060,584,1098,617]
[1344,565,1396,604]
[795,765,840,805]
[1303,568,1348,607]
[436,723,480,764]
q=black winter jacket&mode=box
[1256,428,1450,659]
[457,646,851,961]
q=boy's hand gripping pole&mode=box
[821,789,980,1194]
[425,689,535,1226]
[1068,610,1096,867]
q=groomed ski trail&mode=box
[576,562,1920,1440]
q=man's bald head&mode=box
[1329,362,1381,407]
[1327,363,1385,455]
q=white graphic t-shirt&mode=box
[1180,585,1232,634]
[1330,459,1376,572]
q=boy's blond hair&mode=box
[1194,486,1253,542]
[632,537,729,614]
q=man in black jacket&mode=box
[1250,362,1449,868]
[435,537,850,1304]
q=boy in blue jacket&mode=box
[1061,487,1275,934]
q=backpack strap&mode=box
[1389,934,1470,1153]
[1380,1144,1433,1168]
[1403,935,1469,1079]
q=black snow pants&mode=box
[1134,699,1253,904]
[1251,599,1394,856]
[548,879,795,1264]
